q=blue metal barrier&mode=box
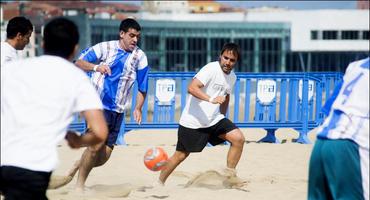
[68,72,343,145]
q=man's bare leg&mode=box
[65,160,80,177]
[159,151,189,184]
[48,160,81,189]
[75,144,113,191]
[219,129,245,172]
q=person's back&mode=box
[1,55,99,171]
[0,17,108,200]
[308,57,369,200]
[316,57,369,149]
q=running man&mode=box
[158,43,245,185]
[67,18,149,191]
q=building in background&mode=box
[188,0,221,13]
[142,1,189,14]
[0,1,140,58]
[244,8,369,72]
[1,1,368,72]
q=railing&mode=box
[69,71,343,145]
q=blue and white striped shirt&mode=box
[79,40,149,113]
[317,57,369,150]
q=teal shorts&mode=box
[308,138,365,200]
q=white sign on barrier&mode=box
[298,79,315,101]
[155,79,176,105]
[257,79,277,105]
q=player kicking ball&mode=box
[158,43,246,185]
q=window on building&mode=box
[259,38,280,72]
[166,37,184,71]
[363,31,369,40]
[145,36,159,51]
[91,33,103,44]
[188,38,207,70]
[107,34,117,41]
[341,30,359,40]
[210,38,230,61]
[323,31,338,40]
[311,31,318,40]
[234,38,254,72]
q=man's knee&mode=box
[229,130,245,146]
[87,147,100,158]
[95,146,113,166]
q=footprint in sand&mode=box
[48,183,132,199]
[174,170,248,190]
[89,184,132,198]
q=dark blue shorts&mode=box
[103,109,124,149]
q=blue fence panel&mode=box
[68,71,343,145]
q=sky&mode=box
[218,1,357,10]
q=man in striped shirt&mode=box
[308,57,369,200]
[69,18,149,191]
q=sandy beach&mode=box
[47,128,317,200]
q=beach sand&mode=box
[47,128,317,200]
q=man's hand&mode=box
[65,131,82,149]
[133,109,142,125]
[96,64,111,76]
[209,96,226,104]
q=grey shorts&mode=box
[176,118,238,152]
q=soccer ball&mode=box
[143,147,168,171]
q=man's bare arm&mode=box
[65,109,108,148]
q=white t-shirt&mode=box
[179,61,236,128]
[1,55,103,172]
[1,41,17,66]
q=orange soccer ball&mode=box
[143,147,168,171]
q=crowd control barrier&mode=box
[69,72,343,144]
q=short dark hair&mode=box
[6,16,33,39]
[220,43,241,61]
[119,18,141,32]
[43,17,79,59]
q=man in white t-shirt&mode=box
[1,16,33,66]
[158,43,245,185]
[0,18,108,200]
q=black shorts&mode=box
[176,118,238,152]
[0,166,51,200]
